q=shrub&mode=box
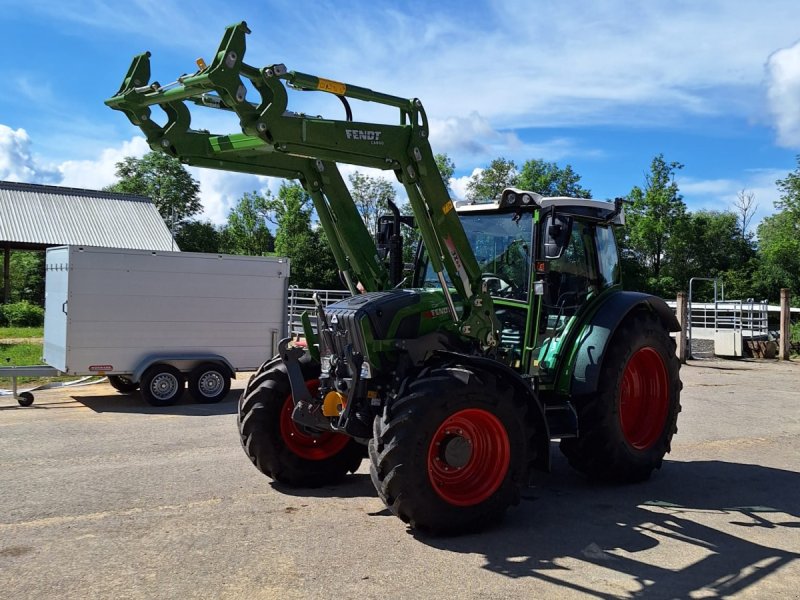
[0,301,45,327]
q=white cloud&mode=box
[429,113,521,157]
[766,40,800,148]
[187,167,276,226]
[0,125,59,183]
[58,137,149,189]
[450,169,482,201]
[678,169,785,231]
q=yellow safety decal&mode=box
[442,200,454,215]
[318,78,346,96]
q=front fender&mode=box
[567,291,679,397]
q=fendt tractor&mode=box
[107,22,681,534]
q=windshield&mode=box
[420,212,533,302]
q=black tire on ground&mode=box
[237,353,363,487]
[108,375,139,394]
[188,363,231,403]
[559,312,682,483]
[369,366,528,535]
[140,364,185,407]
[17,392,34,407]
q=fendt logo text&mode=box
[345,129,383,144]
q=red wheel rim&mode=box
[427,408,510,507]
[619,347,669,450]
[279,379,350,460]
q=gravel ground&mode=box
[0,358,798,599]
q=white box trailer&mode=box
[43,245,289,406]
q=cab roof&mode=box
[454,187,625,225]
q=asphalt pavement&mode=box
[1,358,798,599]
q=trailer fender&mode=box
[568,291,679,397]
[132,354,235,383]
[435,350,550,473]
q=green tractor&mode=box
[107,22,681,534]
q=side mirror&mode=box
[544,216,571,259]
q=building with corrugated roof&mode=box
[1,180,178,302]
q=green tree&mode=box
[676,211,757,300]
[435,153,456,192]
[754,207,800,301]
[105,152,202,227]
[175,220,221,253]
[348,172,397,236]
[268,183,339,288]
[6,251,45,305]
[465,157,517,202]
[219,192,275,256]
[516,159,592,198]
[775,155,800,218]
[623,154,688,296]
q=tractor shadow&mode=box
[417,453,800,598]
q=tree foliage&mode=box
[621,155,688,295]
[268,183,339,288]
[219,192,275,256]
[435,153,456,192]
[516,159,591,198]
[105,152,202,227]
[175,220,220,253]
[465,157,516,202]
[775,155,800,218]
[348,172,397,236]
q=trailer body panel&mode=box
[43,246,289,376]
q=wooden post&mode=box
[2,245,10,305]
[779,288,791,360]
[676,291,688,363]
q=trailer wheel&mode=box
[140,364,185,407]
[108,375,139,394]
[17,392,34,407]
[369,367,527,534]
[559,313,682,482]
[238,354,363,487]
[188,363,231,403]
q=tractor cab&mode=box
[414,188,625,383]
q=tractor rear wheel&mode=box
[237,354,363,487]
[369,366,527,534]
[560,313,681,482]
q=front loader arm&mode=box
[106,21,499,347]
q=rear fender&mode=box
[435,350,551,472]
[566,291,679,397]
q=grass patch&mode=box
[0,326,43,340]
[0,340,72,388]
[0,342,44,366]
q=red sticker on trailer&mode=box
[89,365,113,372]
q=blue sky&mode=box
[2,0,800,230]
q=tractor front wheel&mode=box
[560,313,681,482]
[369,367,527,534]
[237,354,363,487]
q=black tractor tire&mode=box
[369,366,528,535]
[108,375,139,394]
[560,312,682,483]
[237,353,363,487]
[188,363,231,403]
[140,364,185,407]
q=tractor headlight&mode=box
[320,354,332,374]
[360,362,373,379]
